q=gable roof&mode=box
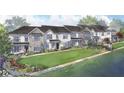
[79,25,108,32]
[9,26,40,34]
[41,25,70,33]
[64,25,82,32]
[9,25,109,34]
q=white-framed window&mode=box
[72,33,76,38]
[14,36,20,42]
[47,34,52,39]
[25,36,28,42]
[33,34,41,41]
[34,47,41,52]
[95,33,98,36]
[13,45,21,52]
[63,34,68,39]
[102,32,104,36]
[107,32,110,35]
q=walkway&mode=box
[29,46,124,76]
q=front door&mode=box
[56,43,59,50]
[24,45,29,53]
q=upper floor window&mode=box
[107,32,110,35]
[95,33,98,36]
[102,32,104,36]
[71,33,76,37]
[47,34,52,39]
[14,36,20,42]
[25,36,28,42]
[33,34,41,41]
[56,35,59,39]
[63,34,68,39]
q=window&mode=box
[63,34,68,39]
[14,36,20,42]
[102,32,104,36]
[95,33,97,36]
[72,33,76,38]
[25,36,28,42]
[47,34,52,39]
[107,32,110,35]
[34,47,41,52]
[56,35,59,39]
[13,46,21,52]
[33,34,41,41]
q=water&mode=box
[39,48,124,77]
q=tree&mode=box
[116,32,123,39]
[79,15,99,25]
[0,24,11,69]
[120,28,124,35]
[110,19,124,31]
[5,16,30,32]
[0,24,11,56]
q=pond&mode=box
[38,48,124,77]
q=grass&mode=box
[113,41,124,49]
[18,48,100,68]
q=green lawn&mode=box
[18,48,100,68]
[113,41,124,49]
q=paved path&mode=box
[29,46,124,76]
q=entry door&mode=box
[56,43,59,50]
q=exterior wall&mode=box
[58,33,71,49]
[92,31,112,42]
[9,28,44,54]
[11,44,26,54]
[43,30,58,50]
[28,28,44,52]
[9,34,28,42]
[9,34,29,54]
[44,30,71,50]
[71,31,84,47]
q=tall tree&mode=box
[0,24,11,56]
[5,16,30,32]
[0,24,11,69]
[79,15,99,25]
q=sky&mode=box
[0,15,124,26]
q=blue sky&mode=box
[0,15,124,26]
[108,15,124,21]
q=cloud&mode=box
[0,15,112,26]
[96,15,112,26]
[0,15,14,24]
[40,15,83,26]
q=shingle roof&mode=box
[41,25,70,33]
[9,25,108,34]
[9,26,39,34]
[79,25,108,32]
[64,25,82,32]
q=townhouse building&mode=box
[9,25,112,54]
[79,25,112,45]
